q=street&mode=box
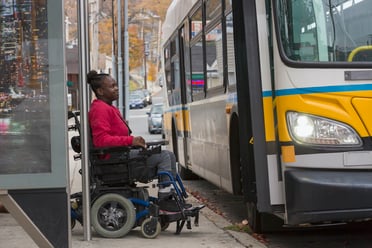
[182,180,372,248]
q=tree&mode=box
[129,0,172,20]
[148,62,157,82]
[128,25,143,70]
[98,19,113,55]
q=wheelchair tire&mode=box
[91,193,136,238]
[141,217,161,239]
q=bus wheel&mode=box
[247,201,262,233]
[247,201,284,233]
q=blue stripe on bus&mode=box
[263,83,372,97]
[165,84,372,113]
[165,106,188,113]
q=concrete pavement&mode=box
[0,116,267,248]
[0,194,266,248]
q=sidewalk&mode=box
[0,128,267,248]
[0,196,266,248]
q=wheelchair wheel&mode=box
[91,193,136,238]
[141,217,161,239]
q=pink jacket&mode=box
[89,99,134,147]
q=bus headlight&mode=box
[286,112,362,147]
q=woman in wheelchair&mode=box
[87,70,190,214]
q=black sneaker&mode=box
[158,199,193,213]
[183,203,193,209]
[158,199,180,213]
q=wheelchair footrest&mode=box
[162,204,205,234]
[184,204,205,216]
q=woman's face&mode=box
[97,76,119,103]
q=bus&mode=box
[161,0,372,232]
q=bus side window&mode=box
[181,24,193,103]
[191,40,204,100]
[170,36,182,105]
[164,46,173,106]
[226,12,236,86]
[205,23,223,89]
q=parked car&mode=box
[132,90,147,107]
[147,103,163,134]
[142,89,152,105]
[129,93,145,109]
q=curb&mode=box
[186,195,267,248]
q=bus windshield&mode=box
[276,0,372,62]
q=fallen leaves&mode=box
[187,188,270,245]
[187,189,227,218]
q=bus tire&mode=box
[247,201,261,233]
[247,201,284,233]
[229,114,242,195]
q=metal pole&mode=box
[124,0,129,120]
[144,51,147,89]
[117,0,123,116]
[77,0,91,240]
[144,42,149,89]
[111,0,117,83]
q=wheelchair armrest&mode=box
[137,140,168,156]
[146,139,169,147]
[90,146,131,155]
[90,146,132,167]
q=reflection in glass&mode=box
[182,26,192,103]
[225,0,232,11]
[191,7,202,39]
[206,0,222,22]
[206,24,223,89]
[226,12,236,85]
[0,0,51,174]
[191,40,205,96]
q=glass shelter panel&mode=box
[0,1,67,189]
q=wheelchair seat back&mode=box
[68,110,158,186]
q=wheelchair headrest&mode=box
[71,136,81,153]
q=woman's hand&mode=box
[132,136,146,148]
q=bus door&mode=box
[174,25,190,170]
[164,31,188,169]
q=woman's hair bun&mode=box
[87,70,98,85]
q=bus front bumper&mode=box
[285,169,372,225]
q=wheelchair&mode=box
[68,111,204,238]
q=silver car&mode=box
[147,103,163,134]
